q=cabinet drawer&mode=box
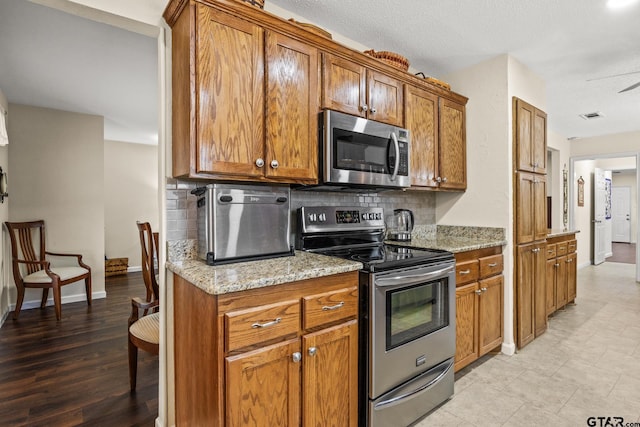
[456,260,479,285]
[556,242,568,257]
[226,300,300,352]
[567,239,577,253]
[303,286,358,330]
[546,244,557,259]
[479,254,503,278]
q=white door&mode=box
[612,186,631,243]
[593,168,607,265]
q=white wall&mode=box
[0,88,9,324]
[7,104,105,309]
[547,130,571,230]
[104,140,159,269]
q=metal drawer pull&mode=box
[459,269,471,275]
[555,263,560,267]
[475,290,483,295]
[487,263,498,267]
[308,347,317,356]
[532,248,540,253]
[322,301,344,311]
[481,287,488,292]
[566,259,573,263]
[292,352,302,363]
[251,317,282,329]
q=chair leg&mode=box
[128,336,138,392]
[85,275,92,306]
[53,283,62,321]
[13,286,25,320]
[40,288,49,308]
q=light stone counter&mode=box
[388,225,507,253]
[166,241,362,296]
[547,229,580,239]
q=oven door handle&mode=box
[373,358,453,411]
[375,265,454,288]
[390,132,400,181]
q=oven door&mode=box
[368,260,456,399]
[324,110,410,188]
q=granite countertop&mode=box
[547,229,580,238]
[387,225,507,253]
[166,244,362,296]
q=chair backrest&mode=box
[136,221,159,302]
[4,220,46,277]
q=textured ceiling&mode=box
[269,0,640,140]
[1,0,639,144]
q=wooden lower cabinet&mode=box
[515,241,547,349]
[454,246,504,372]
[546,235,578,316]
[174,271,359,427]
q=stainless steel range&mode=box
[297,206,456,427]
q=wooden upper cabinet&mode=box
[516,171,547,244]
[195,6,265,178]
[404,84,438,188]
[438,99,467,190]
[514,97,547,174]
[322,53,403,126]
[321,54,366,118]
[171,3,318,183]
[265,31,319,182]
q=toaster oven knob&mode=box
[255,158,264,168]
[270,159,279,169]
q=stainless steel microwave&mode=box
[322,110,411,189]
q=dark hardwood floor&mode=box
[0,272,158,426]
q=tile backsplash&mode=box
[165,179,436,241]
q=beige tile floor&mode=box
[415,262,640,427]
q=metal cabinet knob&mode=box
[435,177,442,183]
[270,159,279,169]
[255,158,265,167]
[292,352,302,363]
[442,177,448,183]
[475,289,483,295]
[361,105,368,112]
[370,107,377,113]
[532,248,540,253]
[480,287,488,293]
[308,347,317,357]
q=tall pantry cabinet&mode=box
[513,97,548,349]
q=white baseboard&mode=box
[155,417,163,427]
[0,310,8,328]
[501,342,516,356]
[9,291,107,311]
[128,266,142,273]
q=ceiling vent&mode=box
[579,111,605,120]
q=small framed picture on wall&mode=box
[577,176,585,207]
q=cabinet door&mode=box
[555,255,568,309]
[567,252,577,302]
[404,84,438,188]
[514,97,546,173]
[545,258,557,315]
[533,242,548,337]
[265,32,319,182]
[226,339,301,427]
[303,321,358,427]
[367,70,403,126]
[438,99,466,190]
[454,282,479,372]
[478,275,504,356]
[532,108,547,174]
[516,172,535,244]
[533,175,548,241]
[516,244,536,348]
[321,53,366,118]
[196,6,264,177]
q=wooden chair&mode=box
[128,221,160,392]
[4,220,92,321]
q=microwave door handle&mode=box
[390,132,400,181]
[375,266,455,288]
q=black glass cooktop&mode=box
[317,244,453,272]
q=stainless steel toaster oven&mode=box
[191,183,294,265]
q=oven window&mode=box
[386,279,448,350]
[333,128,392,174]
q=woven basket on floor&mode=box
[105,257,128,277]
[363,50,409,71]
